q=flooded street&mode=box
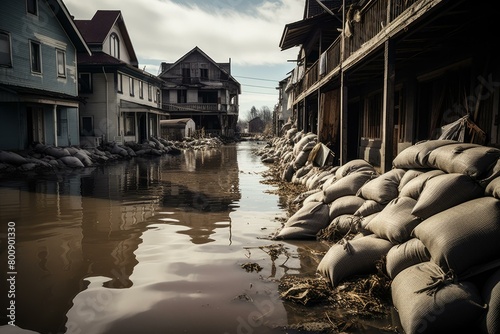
[0,141,340,334]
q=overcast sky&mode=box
[64,0,304,119]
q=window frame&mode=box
[110,33,120,59]
[30,40,42,74]
[124,112,136,136]
[147,84,152,101]
[0,31,12,68]
[139,80,144,99]
[78,73,92,93]
[117,73,123,93]
[129,76,134,97]
[26,0,38,16]
[56,49,66,78]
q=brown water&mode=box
[0,141,393,334]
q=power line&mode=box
[242,83,277,90]
[234,75,279,82]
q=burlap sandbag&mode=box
[302,189,325,205]
[411,173,484,220]
[282,162,295,182]
[328,195,366,221]
[365,196,420,244]
[385,238,430,279]
[357,168,406,204]
[329,214,362,236]
[412,197,500,276]
[392,262,486,334]
[427,144,500,179]
[485,175,500,200]
[335,159,376,179]
[392,139,457,169]
[398,169,425,192]
[274,201,330,240]
[354,199,386,218]
[480,267,500,334]
[317,234,393,287]
[323,171,375,204]
[398,169,445,200]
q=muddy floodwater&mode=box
[0,141,393,334]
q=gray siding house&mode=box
[75,10,165,147]
[0,0,90,150]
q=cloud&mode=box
[64,0,303,66]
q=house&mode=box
[248,117,265,134]
[158,47,241,137]
[0,0,91,150]
[160,118,195,140]
[74,10,165,147]
[280,0,499,172]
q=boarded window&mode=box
[0,32,11,67]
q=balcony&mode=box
[163,103,238,115]
[294,0,422,97]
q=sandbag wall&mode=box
[259,135,500,334]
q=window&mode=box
[129,77,134,96]
[27,0,37,15]
[177,90,186,103]
[30,41,41,73]
[200,63,208,79]
[124,113,136,135]
[56,49,66,77]
[117,73,123,93]
[79,73,92,93]
[147,84,152,101]
[110,33,119,59]
[156,89,161,105]
[139,81,143,99]
[0,32,12,67]
[81,116,94,136]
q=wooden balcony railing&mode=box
[163,103,238,114]
[294,0,421,97]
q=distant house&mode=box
[248,117,265,134]
[158,47,241,137]
[160,118,195,140]
[74,10,165,147]
[0,0,91,150]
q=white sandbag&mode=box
[328,195,366,221]
[323,171,375,204]
[412,197,500,276]
[411,173,484,220]
[365,196,420,244]
[392,139,457,169]
[392,262,485,334]
[293,150,311,170]
[317,234,393,287]
[335,159,375,179]
[58,156,85,168]
[385,238,430,279]
[293,133,316,156]
[0,151,28,166]
[357,168,406,205]
[353,199,385,218]
[274,201,330,239]
[480,267,500,334]
[427,144,500,179]
[398,169,445,200]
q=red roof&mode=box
[74,10,121,44]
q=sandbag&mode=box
[398,169,445,200]
[427,144,500,179]
[365,196,420,244]
[58,156,85,168]
[329,214,362,236]
[480,267,500,334]
[353,199,385,218]
[0,151,28,166]
[302,189,325,204]
[335,159,375,179]
[357,168,406,204]
[274,201,330,239]
[398,169,425,192]
[317,234,393,287]
[282,162,295,182]
[412,197,500,276]
[385,238,430,279]
[323,171,374,204]
[392,139,457,169]
[485,176,500,200]
[44,146,71,158]
[391,262,485,334]
[328,195,366,221]
[411,173,484,220]
[293,133,316,156]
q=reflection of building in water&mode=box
[159,145,241,244]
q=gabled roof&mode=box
[74,10,137,66]
[46,0,91,55]
[158,46,240,92]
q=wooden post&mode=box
[381,39,395,173]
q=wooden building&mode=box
[158,47,241,137]
[75,10,165,147]
[0,0,90,150]
[280,0,498,172]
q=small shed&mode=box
[160,118,196,140]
